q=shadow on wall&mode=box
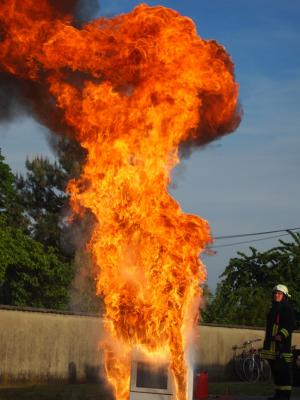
[68,362,77,383]
[194,361,235,382]
[68,362,104,383]
[84,364,102,383]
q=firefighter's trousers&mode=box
[268,358,292,400]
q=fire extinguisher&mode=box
[193,371,208,400]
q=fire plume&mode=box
[0,2,240,399]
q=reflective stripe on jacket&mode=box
[262,299,295,364]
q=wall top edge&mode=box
[0,304,102,318]
[199,322,265,331]
[0,305,299,333]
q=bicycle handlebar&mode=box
[232,345,245,350]
[243,338,262,345]
[232,338,262,351]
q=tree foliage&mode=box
[0,145,100,311]
[0,150,75,309]
[15,137,87,260]
[16,156,70,256]
[202,231,300,327]
[0,149,26,229]
[0,215,73,309]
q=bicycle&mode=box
[257,348,272,381]
[242,339,261,382]
[232,343,248,381]
[232,338,271,382]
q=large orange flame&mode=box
[0,2,240,399]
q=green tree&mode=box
[15,137,87,260]
[1,142,100,311]
[203,231,300,327]
[0,215,73,309]
[16,156,69,255]
[49,135,86,179]
[0,149,26,229]
[69,248,104,314]
[199,283,213,319]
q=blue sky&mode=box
[1,0,299,291]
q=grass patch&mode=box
[0,383,113,400]
[0,382,300,399]
[209,381,300,397]
[209,381,273,396]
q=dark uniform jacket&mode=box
[262,299,295,363]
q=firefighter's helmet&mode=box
[273,284,291,298]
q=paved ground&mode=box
[209,396,300,400]
[0,384,299,400]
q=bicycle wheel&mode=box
[243,357,260,382]
[260,358,271,381]
[233,356,245,381]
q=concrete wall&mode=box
[0,306,300,383]
[195,324,300,379]
[0,307,104,383]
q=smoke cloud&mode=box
[0,0,100,131]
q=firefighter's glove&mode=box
[273,334,282,342]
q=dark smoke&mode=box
[0,73,27,123]
[0,0,100,127]
[180,100,243,158]
[50,0,100,25]
[74,0,100,25]
[0,72,77,142]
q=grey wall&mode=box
[0,308,104,383]
[0,307,299,383]
[195,324,300,379]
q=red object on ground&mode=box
[194,372,208,400]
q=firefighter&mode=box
[262,284,295,400]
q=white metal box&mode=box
[129,360,174,400]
